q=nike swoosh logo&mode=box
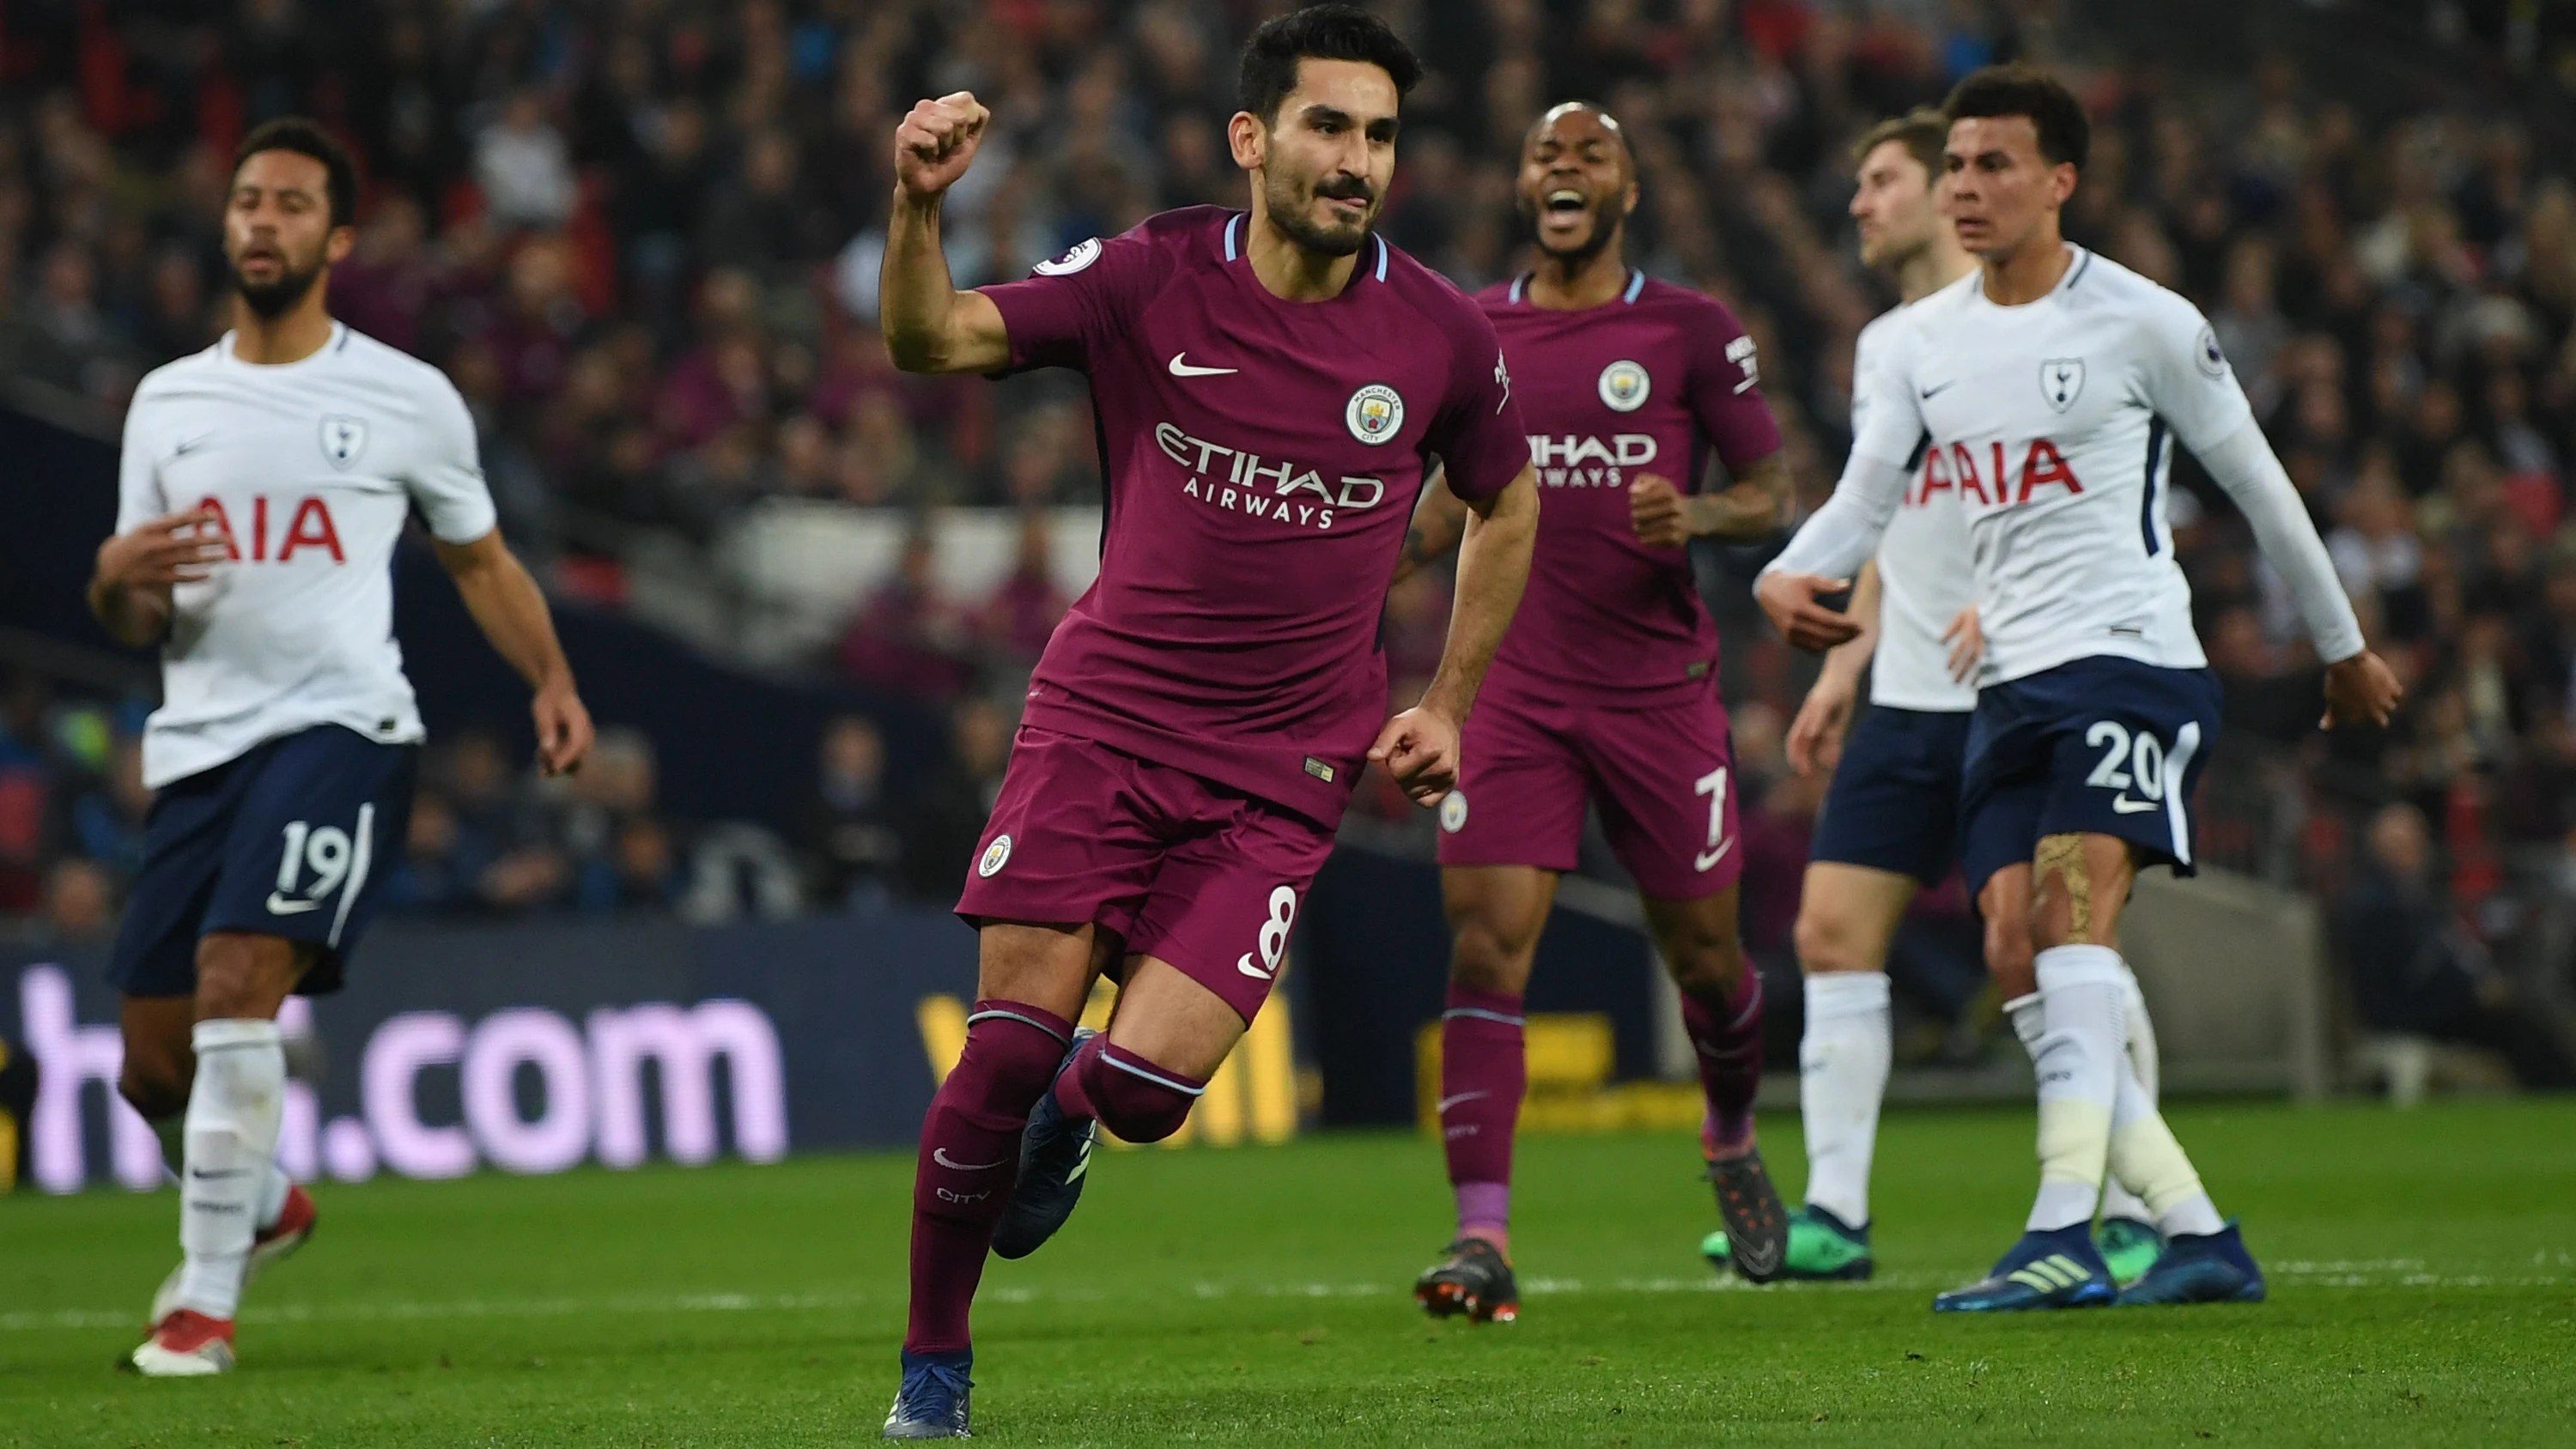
[1436,1091,1489,1114]
[933,1148,1006,1172]
[1920,381,1955,398]
[188,1167,253,1179]
[1167,352,1238,377]
[265,893,322,915]
[2111,796,2160,814]
[1735,1241,1782,1274]
[174,433,215,455]
[1695,838,1736,872]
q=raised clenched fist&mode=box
[894,93,990,202]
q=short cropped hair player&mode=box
[1396,100,1795,1317]
[1706,110,2167,1286]
[94,118,593,1375]
[1759,68,2402,1312]
[876,6,1539,1434]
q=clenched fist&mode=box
[895,93,990,202]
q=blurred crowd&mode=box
[0,664,1018,944]
[7,0,2576,1076]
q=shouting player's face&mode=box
[225,149,353,320]
[1941,115,2075,262]
[1850,140,1944,270]
[1516,105,1637,264]
[1234,58,1400,258]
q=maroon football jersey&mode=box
[982,208,1528,825]
[1475,271,1782,704]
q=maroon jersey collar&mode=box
[1504,268,1646,306]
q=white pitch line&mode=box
[5,1265,2563,1335]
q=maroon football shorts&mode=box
[955,724,1337,1022]
[1436,673,1744,900]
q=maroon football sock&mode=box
[1437,985,1527,1246]
[903,1000,1072,1355]
[1052,1034,1206,1143]
[1683,969,1765,1159]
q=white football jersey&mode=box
[1850,248,2254,684]
[117,324,496,788]
[1852,306,1977,712]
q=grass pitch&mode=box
[4,1100,2573,1446]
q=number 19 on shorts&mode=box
[269,806,376,941]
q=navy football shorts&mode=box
[1959,658,2223,897]
[1809,705,1972,887]
[108,724,417,997]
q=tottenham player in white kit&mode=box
[91,119,594,1374]
[1759,69,2401,1312]
[1712,110,2166,1285]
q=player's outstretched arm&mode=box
[434,530,595,775]
[881,93,1011,376]
[88,506,227,648]
[1754,450,1910,652]
[1785,561,1882,776]
[1371,464,1540,804]
[1394,466,1470,582]
[2192,421,2401,727]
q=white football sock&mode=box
[176,1020,286,1320]
[1798,971,1892,1228]
[156,1106,293,1229]
[2108,1042,2224,1239]
[2021,945,2125,1233]
[2099,966,2160,1225]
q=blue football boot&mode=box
[992,1028,1098,1260]
[884,1349,973,1439]
[2117,1222,2267,1306]
[1932,1223,2118,1313]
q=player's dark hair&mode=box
[1851,108,1949,181]
[1943,64,2089,171]
[1237,3,1422,126]
[233,117,360,229]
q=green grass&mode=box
[5,1100,2575,1446]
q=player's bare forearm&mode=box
[1394,468,1471,581]
[1419,467,1539,724]
[88,506,223,647]
[1819,560,1883,683]
[88,577,170,648]
[435,531,574,693]
[1689,452,1791,541]
[436,530,593,774]
[880,195,1011,375]
[883,94,1010,375]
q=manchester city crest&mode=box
[2039,358,2086,413]
[1346,383,1405,446]
[319,415,369,468]
[1597,359,1651,412]
[1438,790,1468,834]
[977,834,1013,877]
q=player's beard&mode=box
[1521,196,1623,267]
[1266,168,1374,258]
[232,251,325,320]
[1860,230,1921,274]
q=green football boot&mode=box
[1700,1204,1874,1281]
